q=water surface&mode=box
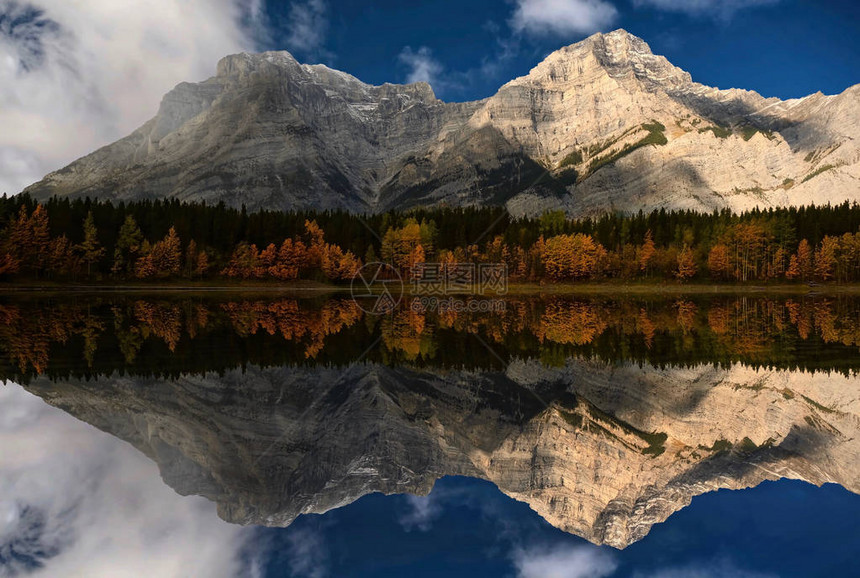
[1,294,858,576]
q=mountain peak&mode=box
[216,50,301,78]
[590,28,655,60]
[548,29,654,63]
[507,28,690,92]
[23,31,860,218]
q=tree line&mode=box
[2,194,860,283]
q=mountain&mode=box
[24,360,860,548]
[23,30,860,216]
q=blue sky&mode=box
[257,476,860,578]
[260,0,860,101]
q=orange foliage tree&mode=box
[676,245,697,281]
[814,236,839,282]
[543,234,607,281]
[707,244,731,280]
[135,227,182,279]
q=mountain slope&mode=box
[24,30,860,216]
[24,360,860,548]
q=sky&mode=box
[0,0,858,196]
[2,381,859,578]
[0,383,262,578]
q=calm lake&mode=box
[1,293,859,577]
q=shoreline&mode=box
[1,281,858,296]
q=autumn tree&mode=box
[837,232,860,282]
[183,239,211,279]
[676,245,697,281]
[48,235,78,278]
[786,254,801,280]
[814,236,839,282]
[707,244,730,280]
[304,220,327,269]
[0,252,19,277]
[133,240,156,279]
[4,207,29,265]
[321,244,361,280]
[638,230,656,276]
[381,220,423,271]
[259,243,279,277]
[270,239,309,280]
[543,234,607,281]
[618,243,639,279]
[5,205,51,276]
[717,222,771,281]
[796,239,814,281]
[195,250,210,277]
[135,227,181,279]
[151,227,182,276]
[77,211,104,277]
[221,243,261,279]
[28,205,50,276]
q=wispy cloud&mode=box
[0,382,261,578]
[510,0,618,36]
[286,526,328,578]
[398,45,445,87]
[408,0,615,96]
[398,494,440,532]
[633,0,781,20]
[512,543,618,578]
[0,0,265,196]
[284,0,329,60]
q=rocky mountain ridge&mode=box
[24,29,860,216]
[24,360,860,548]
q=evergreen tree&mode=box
[113,215,144,276]
[365,244,378,264]
[78,211,105,277]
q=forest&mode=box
[2,194,860,284]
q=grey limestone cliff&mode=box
[24,360,860,548]
[24,30,860,216]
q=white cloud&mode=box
[284,0,329,59]
[633,0,781,20]
[398,46,444,86]
[398,494,440,532]
[0,0,265,196]
[513,543,618,578]
[286,526,328,578]
[510,0,618,36]
[0,382,262,578]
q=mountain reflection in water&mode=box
[2,294,859,551]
